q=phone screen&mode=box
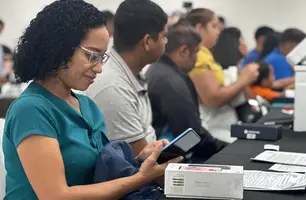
[157,128,201,164]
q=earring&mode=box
[63,65,69,71]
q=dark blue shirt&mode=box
[242,49,260,66]
[264,48,294,80]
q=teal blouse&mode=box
[3,82,107,200]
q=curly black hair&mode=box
[14,0,106,83]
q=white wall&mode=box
[197,0,306,49]
[0,0,55,49]
[1,0,306,50]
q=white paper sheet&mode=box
[269,164,306,173]
[244,170,306,191]
[252,151,306,166]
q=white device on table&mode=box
[165,163,244,199]
[286,38,306,132]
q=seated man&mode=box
[218,16,226,31]
[146,25,226,160]
[242,26,274,66]
[0,45,10,87]
[2,45,13,76]
[86,0,168,155]
[264,28,306,89]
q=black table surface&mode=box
[166,109,306,200]
[256,107,293,125]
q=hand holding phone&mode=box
[156,128,201,164]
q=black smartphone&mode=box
[157,128,201,164]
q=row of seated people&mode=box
[1,0,301,199]
[3,1,221,199]
[243,27,304,92]
[86,7,302,147]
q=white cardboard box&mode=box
[165,163,244,200]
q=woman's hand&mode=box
[239,63,259,85]
[136,142,182,183]
[0,76,8,84]
[136,139,169,162]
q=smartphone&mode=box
[157,128,201,164]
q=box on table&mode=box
[231,123,283,141]
[165,163,243,200]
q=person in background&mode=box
[2,45,13,75]
[102,10,114,50]
[258,31,282,89]
[213,27,248,70]
[2,1,179,199]
[102,10,114,37]
[0,19,4,34]
[218,16,226,31]
[167,11,184,27]
[185,8,259,142]
[147,25,226,160]
[0,20,5,82]
[211,27,251,140]
[1,45,24,96]
[250,61,282,101]
[242,26,274,66]
[86,0,168,155]
[0,45,10,86]
[183,1,193,13]
[264,28,306,90]
[213,27,254,100]
[259,31,281,60]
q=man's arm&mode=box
[273,77,295,90]
[94,86,148,155]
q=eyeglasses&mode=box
[79,46,109,65]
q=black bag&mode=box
[235,100,263,123]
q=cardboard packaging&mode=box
[231,123,282,141]
[294,66,306,132]
[165,163,243,200]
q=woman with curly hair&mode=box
[2,0,180,199]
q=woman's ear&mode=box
[195,23,203,33]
